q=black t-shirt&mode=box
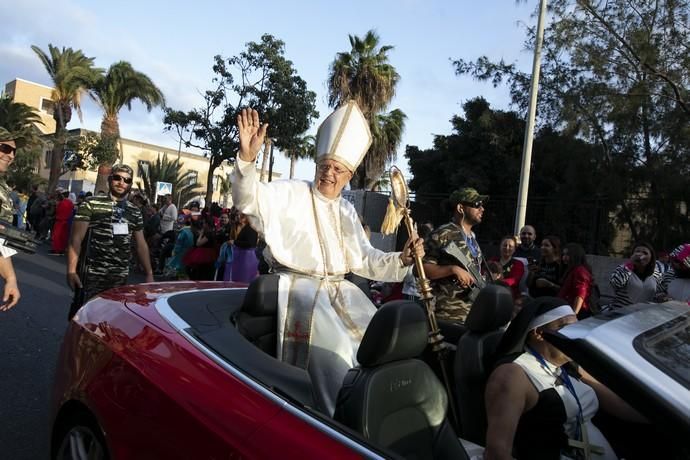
[529,260,563,297]
[515,244,542,263]
[234,225,258,249]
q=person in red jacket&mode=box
[558,243,593,319]
[490,235,526,301]
[51,189,74,255]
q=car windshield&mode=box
[633,312,690,389]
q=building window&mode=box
[213,175,221,192]
[44,150,52,169]
[188,170,198,186]
[137,160,151,178]
[40,97,55,116]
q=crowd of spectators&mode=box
[14,186,265,285]
[133,195,261,283]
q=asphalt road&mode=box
[0,239,147,459]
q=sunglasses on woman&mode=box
[110,174,133,184]
[0,144,16,155]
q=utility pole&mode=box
[514,0,548,234]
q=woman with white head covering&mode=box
[484,297,647,460]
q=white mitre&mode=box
[315,100,372,172]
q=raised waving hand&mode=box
[237,108,269,162]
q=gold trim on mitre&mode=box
[315,100,372,172]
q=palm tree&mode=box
[0,96,44,147]
[31,44,102,192]
[327,31,406,189]
[370,175,391,192]
[137,154,202,207]
[0,96,47,190]
[90,61,165,192]
[288,134,316,179]
[327,30,400,117]
[363,109,406,190]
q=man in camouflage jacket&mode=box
[0,128,22,310]
[423,187,489,325]
[66,164,154,319]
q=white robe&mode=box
[232,158,410,413]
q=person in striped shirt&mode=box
[608,242,662,308]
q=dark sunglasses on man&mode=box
[110,174,133,185]
[0,143,17,155]
[462,200,485,209]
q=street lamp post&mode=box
[514,0,548,235]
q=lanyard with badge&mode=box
[112,200,128,235]
[526,345,604,459]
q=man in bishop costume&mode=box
[232,101,424,414]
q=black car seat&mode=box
[334,300,469,460]
[454,284,514,445]
[232,274,280,356]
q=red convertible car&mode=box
[52,275,475,460]
[52,276,690,459]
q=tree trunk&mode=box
[350,162,367,190]
[260,138,271,183]
[289,153,296,179]
[94,116,121,194]
[205,164,216,207]
[47,102,72,192]
[48,128,66,193]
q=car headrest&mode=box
[464,284,514,333]
[357,300,429,367]
[240,274,280,316]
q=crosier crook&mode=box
[388,166,459,430]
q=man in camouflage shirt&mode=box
[423,187,489,327]
[0,128,22,310]
[66,164,153,319]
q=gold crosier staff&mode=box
[381,166,459,428]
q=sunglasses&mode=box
[462,201,485,209]
[111,174,133,184]
[0,144,16,155]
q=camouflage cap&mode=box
[110,164,134,177]
[0,127,26,149]
[450,187,489,205]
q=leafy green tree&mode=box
[31,44,102,192]
[232,34,318,182]
[68,131,117,172]
[406,98,610,249]
[453,0,690,249]
[327,30,406,189]
[136,153,203,207]
[89,61,165,192]
[164,34,318,205]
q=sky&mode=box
[0,0,537,181]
